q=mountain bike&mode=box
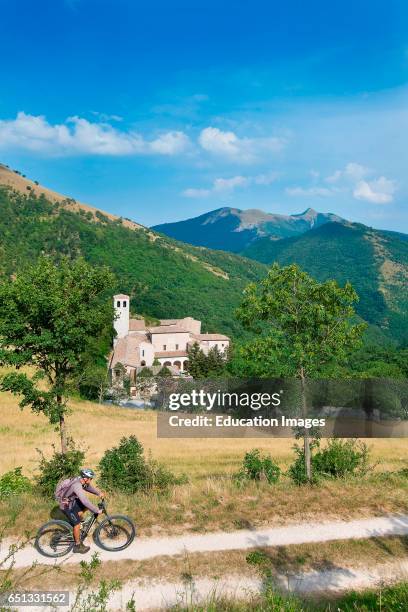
[34,500,136,558]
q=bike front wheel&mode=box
[35,520,74,557]
[94,515,136,551]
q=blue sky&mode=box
[0,0,407,231]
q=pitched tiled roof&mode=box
[114,294,129,300]
[129,318,146,331]
[192,333,230,341]
[111,334,149,368]
[154,350,188,358]
[148,326,189,334]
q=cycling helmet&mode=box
[80,468,95,479]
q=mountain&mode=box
[242,222,408,343]
[0,165,267,339]
[152,206,344,252]
[1,164,407,344]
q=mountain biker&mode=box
[56,468,105,554]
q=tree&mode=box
[236,263,365,481]
[187,342,227,378]
[136,367,155,403]
[0,256,115,453]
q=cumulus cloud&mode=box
[286,186,334,197]
[198,126,285,163]
[0,112,190,156]
[353,177,396,204]
[326,162,371,183]
[213,175,248,192]
[182,171,278,198]
[324,162,397,204]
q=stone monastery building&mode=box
[109,294,230,376]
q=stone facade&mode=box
[109,294,230,379]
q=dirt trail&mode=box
[4,514,408,570]
[13,559,408,611]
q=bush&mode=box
[288,438,370,485]
[313,438,370,478]
[98,435,183,494]
[35,446,85,497]
[0,467,31,499]
[288,445,317,486]
[235,449,281,484]
[157,366,172,378]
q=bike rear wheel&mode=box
[94,515,135,551]
[35,520,74,557]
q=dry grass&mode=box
[0,391,407,537]
[1,392,407,478]
[7,536,408,590]
[0,164,144,231]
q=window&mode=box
[141,349,145,357]
[122,301,127,307]
[175,344,179,350]
[116,300,120,307]
[163,345,166,351]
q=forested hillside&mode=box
[242,222,408,343]
[0,187,267,338]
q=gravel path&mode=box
[11,559,408,611]
[3,513,408,570]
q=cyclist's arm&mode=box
[73,483,100,513]
[83,482,101,496]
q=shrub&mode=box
[0,467,31,499]
[235,449,281,484]
[138,367,154,378]
[288,445,317,486]
[288,438,370,485]
[35,445,85,497]
[313,438,370,478]
[98,435,183,494]
[157,366,172,378]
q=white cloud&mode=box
[198,126,285,163]
[0,112,190,156]
[213,175,248,192]
[182,171,278,198]
[324,162,397,204]
[326,162,371,183]
[286,186,334,197]
[182,188,211,198]
[253,171,280,185]
[353,177,396,204]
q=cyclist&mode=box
[56,468,105,554]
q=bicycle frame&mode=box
[80,500,109,542]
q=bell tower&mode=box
[113,294,130,344]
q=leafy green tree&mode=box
[0,256,115,453]
[236,263,365,481]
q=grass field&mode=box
[1,391,407,538]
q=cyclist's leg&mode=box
[63,500,85,544]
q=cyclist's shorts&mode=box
[63,499,86,526]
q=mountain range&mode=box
[154,206,408,344]
[1,164,407,344]
[152,206,344,252]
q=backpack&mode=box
[55,477,77,507]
